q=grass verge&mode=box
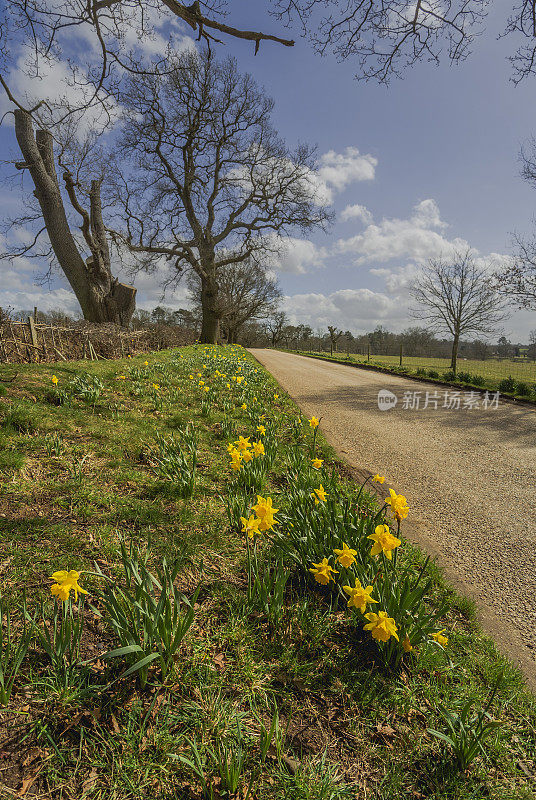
[0,345,534,800]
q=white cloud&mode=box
[266,236,328,274]
[336,198,468,264]
[318,148,377,198]
[340,203,373,225]
[282,287,406,332]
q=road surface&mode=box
[250,349,536,689]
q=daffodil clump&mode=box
[268,457,449,665]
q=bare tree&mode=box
[109,50,330,343]
[494,140,536,311]
[494,234,536,310]
[265,310,289,346]
[187,259,281,343]
[327,324,343,354]
[4,0,536,106]
[410,250,509,373]
[7,110,136,325]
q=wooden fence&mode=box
[0,317,195,364]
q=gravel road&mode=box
[250,349,536,690]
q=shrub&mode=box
[456,371,472,383]
[470,374,485,386]
[427,369,440,379]
[498,376,517,393]
[442,370,456,382]
[416,368,427,376]
[515,381,531,397]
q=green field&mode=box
[307,352,536,387]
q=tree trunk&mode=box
[199,274,220,344]
[14,110,136,327]
[450,332,460,373]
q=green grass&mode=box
[0,345,534,800]
[292,350,536,398]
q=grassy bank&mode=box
[0,345,534,800]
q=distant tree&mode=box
[528,330,536,359]
[410,250,509,374]
[400,326,437,356]
[327,325,343,354]
[265,311,289,347]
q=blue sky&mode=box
[1,1,536,340]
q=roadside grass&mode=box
[0,346,534,799]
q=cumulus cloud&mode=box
[265,236,328,274]
[282,287,406,332]
[340,203,373,225]
[336,198,468,264]
[318,148,377,199]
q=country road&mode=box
[250,349,536,689]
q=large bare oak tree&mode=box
[110,50,330,343]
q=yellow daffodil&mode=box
[343,580,378,612]
[402,635,413,652]
[189,374,194,379]
[252,440,265,457]
[242,449,254,463]
[51,375,58,385]
[117,375,126,380]
[431,630,448,647]
[386,488,409,521]
[50,570,88,602]
[235,436,251,452]
[367,524,402,560]
[152,383,160,390]
[311,458,323,470]
[372,474,385,484]
[226,383,231,389]
[309,558,338,585]
[241,515,261,539]
[229,447,243,470]
[241,403,247,411]
[311,484,327,504]
[363,611,399,643]
[198,380,205,387]
[144,361,149,366]
[256,425,266,436]
[333,542,358,568]
[308,416,319,428]
[204,386,209,393]
[274,394,279,400]
[252,495,279,531]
